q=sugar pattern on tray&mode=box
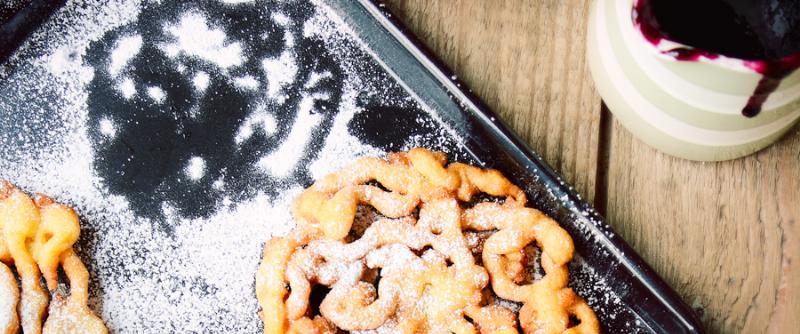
[0,0,484,332]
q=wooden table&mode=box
[384,1,800,333]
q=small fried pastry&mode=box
[0,262,19,334]
[31,196,80,291]
[42,249,107,334]
[464,202,582,334]
[256,148,600,334]
[0,183,49,334]
[0,181,107,334]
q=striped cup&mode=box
[587,0,800,161]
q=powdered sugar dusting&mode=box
[117,77,136,99]
[192,71,210,92]
[262,51,297,99]
[185,156,206,181]
[98,117,116,138]
[0,265,16,332]
[309,86,382,179]
[234,75,260,91]
[258,94,323,177]
[0,0,447,331]
[108,34,142,76]
[145,85,166,103]
[235,109,277,145]
[163,12,244,69]
[97,189,299,332]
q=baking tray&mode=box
[0,0,703,332]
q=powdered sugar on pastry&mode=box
[0,263,19,334]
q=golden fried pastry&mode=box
[0,183,49,334]
[0,181,107,334]
[256,148,600,334]
[257,237,298,334]
[464,203,576,334]
[31,196,80,291]
[293,148,525,240]
[42,250,107,334]
[0,262,19,334]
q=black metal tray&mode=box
[0,0,703,332]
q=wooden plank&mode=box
[382,0,602,203]
[604,121,800,333]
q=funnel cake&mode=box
[0,181,107,334]
[256,148,600,333]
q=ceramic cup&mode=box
[587,0,800,161]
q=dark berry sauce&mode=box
[634,0,800,117]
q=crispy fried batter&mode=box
[293,148,525,240]
[464,202,581,334]
[0,183,49,334]
[32,195,81,291]
[0,181,107,334]
[0,262,19,334]
[256,148,599,334]
[42,249,107,334]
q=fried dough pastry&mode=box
[31,196,80,292]
[0,183,49,334]
[0,181,107,334]
[256,148,600,333]
[42,250,107,334]
[0,262,19,334]
[293,148,526,240]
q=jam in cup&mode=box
[587,0,800,161]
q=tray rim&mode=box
[355,0,704,332]
[0,0,64,65]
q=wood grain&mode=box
[604,123,800,333]
[382,0,602,203]
[385,1,800,333]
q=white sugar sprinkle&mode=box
[305,70,332,88]
[48,47,76,75]
[262,51,297,99]
[272,12,290,26]
[192,71,210,92]
[98,117,116,138]
[0,266,16,331]
[109,34,142,76]
[233,75,260,91]
[118,77,136,99]
[185,156,206,181]
[235,110,277,145]
[164,12,244,69]
[212,179,225,190]
[146,86,166,103]
[258,94,321,177]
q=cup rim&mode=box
[629,0,800,76]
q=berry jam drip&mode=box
[634,0,800,117]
